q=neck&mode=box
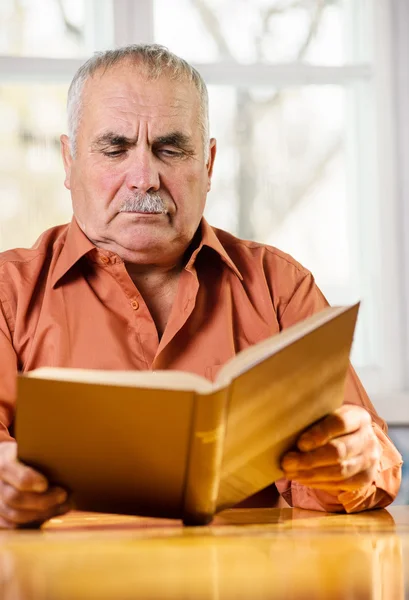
[125,259,184,287]
[125,261,184,339]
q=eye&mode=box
[103,148,127,158]
[159,148,184,158]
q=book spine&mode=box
[182,388,228,526]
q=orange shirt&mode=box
[0,217,402,512]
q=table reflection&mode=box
[0,507,406,600]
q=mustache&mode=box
[119,192,167,214]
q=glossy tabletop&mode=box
[0,505,407,599]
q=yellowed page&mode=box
[215,305,356,389]
[25,367,213,394]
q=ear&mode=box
[206,138,217,192]
[60,134,73,190]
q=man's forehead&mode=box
[82,62,198,112]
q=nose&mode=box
[126,147,160,193]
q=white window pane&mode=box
[0,0,112,58]
[205,85,348,283]
[0,84,72,251]
[154,0,359,65]
[205,84,372,368]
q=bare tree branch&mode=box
[191,0,232,59]
[190,0,340,239]
[55,0,83,41]
[263,0,312,26]
[254,1,328,113]
[297,0,326,60]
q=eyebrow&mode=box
[92,131,194,151]
[92,132,134,149]
[153,132,193,149]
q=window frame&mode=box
[0,0,406,421]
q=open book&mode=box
[16,304,359,525]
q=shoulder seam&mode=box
[0,251,48,270]
[280,271,314,321]
[221,239,310,275]
[0,252,50,333]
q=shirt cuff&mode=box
[276,423,403,513]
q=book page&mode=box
[215,305,357,388]
[24,367,213,394]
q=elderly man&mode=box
[0,44,402,528]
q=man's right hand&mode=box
[0,441,70,529]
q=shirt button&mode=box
[100,255,110,265]
[131,299,139,310]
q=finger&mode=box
[0,459,48,493]
[0,481,67,512]
[0,515,15,530]
[282,425,376,471]
[297,405,372,451]
[284,450,379,484]
[16,501,72,529]
[291,466,379,493]
[0,497,71,527]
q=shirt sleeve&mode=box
[274,271,403,513]
[0,292,17,443]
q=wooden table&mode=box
[0,506,407,599]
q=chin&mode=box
[116,230,173,261]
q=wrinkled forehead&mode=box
[80,61,201,123]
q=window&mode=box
[1,0,93,58]
[0,0,406,421]
[0,0,113,249]
[152,0,405,419]
[0,82,69,250]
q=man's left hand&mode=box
[281,405,381,494]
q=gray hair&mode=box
[67,44,210,160]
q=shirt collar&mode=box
[51,217,96,288]
[51,216,243,289]
[187,218,243,280]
